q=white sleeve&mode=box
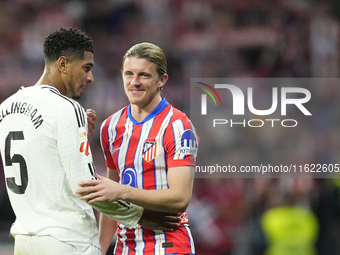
[91,200,143,229]
[57,102,143,228]
[57,102,95,194]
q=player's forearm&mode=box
[77,167,194,213]
[120,186,191,213]
[90,200,143,229]
[99,213,117,255]
[121,167,194,212]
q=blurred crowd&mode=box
[1,0,340,254]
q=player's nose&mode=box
[87,71,94,83]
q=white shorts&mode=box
[14,235,102,255]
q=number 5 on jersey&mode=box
[5,131,28,194]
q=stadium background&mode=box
[1,0,340,254]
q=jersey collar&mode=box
[36,85,61,94]
[127,98,169,125]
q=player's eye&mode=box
[141,73,150,78]
[84,66,92,72]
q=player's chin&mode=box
[71,91,83,100]
[72,87,86,99]
[128,96,142,105]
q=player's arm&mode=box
[77,165,194,213]
[98,168,119,255]
[57,103,94,194]
[86,117,145,229]
[98,166,181,254]
[59,106,143,228]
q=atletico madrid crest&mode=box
[142,141,157,162]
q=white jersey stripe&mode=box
[108,109,124,153]
[172,119,185,160]
[190,120,199,161]
[130,123,143,189]
[154,107,173,190]
[154,230,166,255]
[184,224,195,253]
[136,120,154,189]
[100,109,122,162]
[120,228,129,255]
[118,118,134,175]
[113,238,118,254]
[134,227,145,254]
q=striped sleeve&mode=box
[49,89,85,128]
[57,101,94,194]
[100,115,116,170]
[164,112,199,168]
[100,108,126,170]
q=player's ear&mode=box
[57,56,68,74]
[158,74,168,91]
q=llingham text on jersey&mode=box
[0,101,44,129]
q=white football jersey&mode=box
[0,85,142,250]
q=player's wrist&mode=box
[119,183,131,201]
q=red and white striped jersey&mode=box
[100,98,198,254]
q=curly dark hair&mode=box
[43,27,94,63]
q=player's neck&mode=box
[130,96,162,123]
[35,66,65,95]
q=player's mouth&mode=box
[80,85,87,92]
[130,89,144,96]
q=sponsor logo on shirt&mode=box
[121,167,137,187]
[179,212,189,223]
[180,130,198,157]
[79,132,86,137]
[79,141,90,156]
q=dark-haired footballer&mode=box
[0,28,178,255]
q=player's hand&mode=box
[138,209,180,232]
[77,174,124,203]
[86,109,96,138]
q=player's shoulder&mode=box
[35,86,86,126]
[165,105,198,136]
[44,88,86,127]
[41,86,82,109]
[0,86,26,107]
[9,85,82,111]
[101,106,128,128]
[168,105,191,123]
